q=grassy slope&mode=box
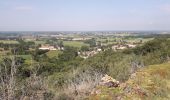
[90,62,170,100]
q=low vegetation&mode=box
[90,62,170,100]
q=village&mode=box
[25,32,142,59]
[38,40,137,59]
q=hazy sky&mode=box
[0,0,170,31]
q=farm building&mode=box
[39,45,57,50]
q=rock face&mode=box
[99,74,119,88]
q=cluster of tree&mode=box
[84,38,96,47]
[0,39,36,55]
[124,38,170,59]
[11,40,35,55]
[45,39,64,48]
[125,34,170,39]
[28,46,80,76]
[0,43,19,50]
[80,45,90,51]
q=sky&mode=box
[0,0,170,31]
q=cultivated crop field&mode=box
[63,41,89,48]
[0,40,19,44]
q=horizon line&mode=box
[0,30,170,32]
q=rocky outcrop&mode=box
[91,74,120,95]
[99,74,120,88]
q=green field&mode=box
[0,40,19,44]
[97,37,116,42]
[125,38,154,43]
[63,41,89,48]
[0,40,46,45]
[96,37,154,45]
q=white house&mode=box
[39,45,57,50]
[127,44,136,48]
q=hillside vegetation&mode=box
[90,62,170,100]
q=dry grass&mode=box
[89,62,170,100]
[56,71,103,100]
